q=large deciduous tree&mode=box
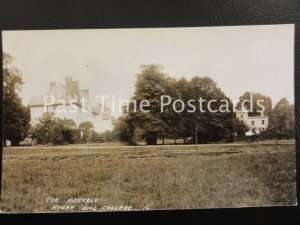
[30,112,63,145]
[267,98,294,139]
[30,113,81,145]
[128,65,171,144]
[185,76,246,143]
[3,53,30,146]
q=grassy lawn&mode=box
[0,140,297,212]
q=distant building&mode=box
[235,109,269,136]
[30,76,112,132]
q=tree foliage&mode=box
[3,53,30,146]
[78,121,94,142]
[236,92,272,116]
[114,64,247,145]
[30,113,81,145]
[260,98,294,139]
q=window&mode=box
[252,121,254,125]
[262,120,264,125]
[240,115,243,118]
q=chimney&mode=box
[65,77,73,95]
[73,80,79,97]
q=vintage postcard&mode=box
[1,25,297,213]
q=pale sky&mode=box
[2,24,294,116]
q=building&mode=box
[30,77,112,132]
[235,109,268,136]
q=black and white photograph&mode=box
[1,24,297,213]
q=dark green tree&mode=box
[129,65,170,145]
[265,98,294,139]
[30,113,79,145]
[111,114,133,143]
[236,92,272,116]
[78,121,94,142]
[3,53,30,146]
[185,76,245,143]
[30,112,63,145]
[58,118,77,144]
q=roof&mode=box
[235,109,268,118]
[30,95,44,106]
[49,82,67,94]
[247,115,269,119]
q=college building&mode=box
[30,76,112,132]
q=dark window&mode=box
[252,121,254,125]
[262,120,264,125]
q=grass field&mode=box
[0,140,297,213]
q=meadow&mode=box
[0,140,297,213]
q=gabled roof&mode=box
[49,82,67,94]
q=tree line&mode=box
[29,113,116,145]
[112,65,295,145]
[3,54,295,146]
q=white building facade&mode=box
[30,77,112,132]
[235,109,269,136]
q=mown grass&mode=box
[0,141,297,213]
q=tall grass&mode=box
[1,142,296,212]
